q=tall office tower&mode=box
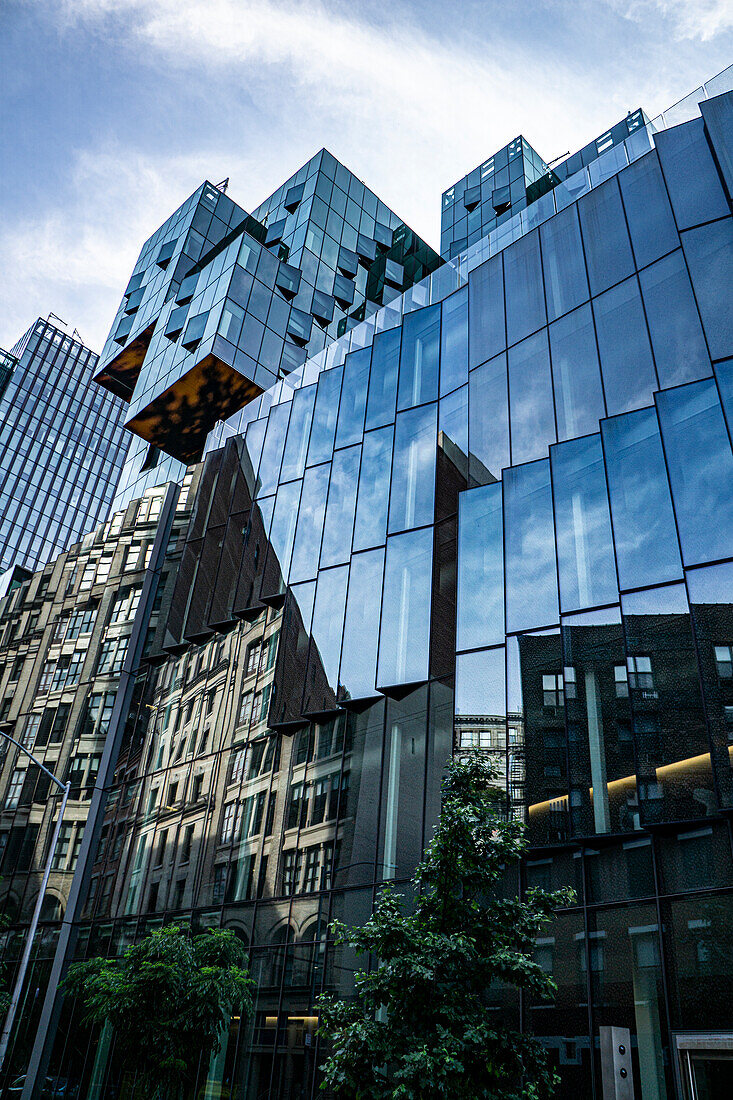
[0,319,129,593]
[5,76,733,1100]
[95,155,441,510]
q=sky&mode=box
[0,0,731,352]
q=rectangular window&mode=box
[5,769,25,809]
[715,645,733,680]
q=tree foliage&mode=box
[318,752,574,1100]
[64,924,254,1099]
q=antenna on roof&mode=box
[47,312,66,329]
[215,178,229,194]
[546,151,570,167]
[72,328,82,343]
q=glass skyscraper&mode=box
[0,319,128,593]
[1,72,733,1100]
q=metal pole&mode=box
[0,777,71,1069]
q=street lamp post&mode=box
[0,726,71,1071]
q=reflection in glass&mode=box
[504,229,546,346]
[656,378,733,566]
[540,204,589,323]
[256,402,291,497]
[639,250,710,389]
[468,253,505,368]
[310,566,349,690]
[549,304,605,441]
[468,353,509,483]
[339,549,385,701]
[618,150,679,269]
[365,328,400,430]
[455,647,507,798]
[508,330,556,465]
[388,404,436,534]
[440,286,468,397]
[438,385,468,456]
[457,483,503,651]
[377,528,433,688]
[397,304,440,411]
[578,176,634,296]
[594,277,658,415]
[280,385,316,483]
[353,426,393,551]
[289,464,329,583]
[266,479,302,592]
[551,434,617,613]
[680,218,733,364]
[320,446,360,568]
[336,347,371,449]
[715,359,733,440]
[504,460,559,633]
[307,365,343,466]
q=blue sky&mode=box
[1,0,731,351]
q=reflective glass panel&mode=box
[377,528,433,688]
[438,385,468,457]
[468,353,509,483]
[504,229,546,345]
[256,401,290,497]
[338,548,385,701]
[639,250,710,389]
[681,218,733,363]
[440,286,468,397]
[504,459,559,633]
[540,204,589,323]
[279,384,316,482]
[365,328,400,430]
[469,253,505,368]
[593,277,658,415]
[307,365,343,465]
[508,329,556,465]
[397,304,440,411]
[336,347,371,449]
[289,463,330,583]
[656,116,729,231]
[457,483,504,651]
[310,565,349,689]
[353,426,393,551]
[320,445,360,568]
[578,176,635,296]
[618,150,679,269]
[267,478,302,590]
[388,403,437,534]
[549,303,605,442]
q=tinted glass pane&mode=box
[540,204,589,322]
[681,218,733,362]
[307,365,343,465]
[310,565,349,690]
[601,407,682,590]
[365,327,400,429]
[377,528,433,687]
[639,249,711,389]
[618,150,679,269]
[397,304,440,410]
[440,286,468,396]
[335,347,371,448]
[504,459,559,632]
[339,548,385,700]
[353,426,393,551]
[715,359,733,439]
[320,445,360,568]
[656,378,733,566]
[578,177,634,296]
[549,303,605,441]
[256,401,290,497]
[457,483,504,650]
[656,116,729,231]
[280,384,315,482]
[455,646,505,716]
[468,354,509,483]
[504,230,546,345]
[469,253,505,368]
[594,277,658,415]
[388,403,437,534]
[267,479,302,589]
[551,434,617,612]
[289,463,330,583]
[507,329,555,465]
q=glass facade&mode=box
[1,73,733,1100]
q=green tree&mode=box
[64,923,254,1099]
[317,752,574,1100]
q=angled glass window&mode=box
[267,479,301,587]
[455,646,505,718]
[356,234,377,265]
[337,247,359,278]
[333,273,355,307]
[280,384,316,482]
[618,151,679,269]
[366,328,400,429]
[468,353,509,483]
[593,277,657,415]
[549,303,605,441]
[339,548,385,700]
[578,177,634,296]
[176,271,199,305]
[310,565,349,690]
[655,116,729,232]
[384,259,404,288]
[265,218,287,246]
[354,425,393,551]
[469,254,505,368]
[286,308,312,347]
[504,459,559,633]
[256,401,291,497]
[164,305,189,341]
[439,385,468,457]
[681,219,733,363]
[124,287,143,314]
[639,249,711,389]
[284,182,304,212]
[219,300,245,344]
[440,286,468,397]
[156,239,176,268]
[457,482,504,651]
[398,304,440,410]
[336,347,371,448]
[551,434,617,613]
[377,527,433,688]
[113,314,133,345]
[540,204,589,323]
[507,329,555,465]
[656,378,733,566]
[601,407,682,590]
[504,230,546,345]
[181,311,208,350]
[275,262,301,300]
[320,445,360,568]
[388,403,437,534]
[289,463,330,584]
[307,365,343,466]
[311,290,334,327]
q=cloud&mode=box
[606,0,733,40]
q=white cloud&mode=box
[606,0,733,41]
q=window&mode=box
[173,879,186,909]
[287,782,308,830]
[614,664,629,698]
[253,684,271,726]
[191,774,203,802]
[50,703,70,743]
[110,587,142,624]
[67,605,97,639]
[282,850,302,896]
[321,843,336,891]
[6,768,25,808]
[167,782,178,806]
[229,747,246,784]
[316,716,345,760]
[9,657,23,682]
[715,645,733,680]
[246,641,262,676]
[220,801,238,844]
[79,561,97,591]
[137,494,163,524]
[51,824,74,870]
[23,713,42,747]
[302,847,320,893]
[154,829,168,867]
[97,637,127,676]
[181,824,194,863]
[124,543,142,572]
[542,674,564,708]
[563,666,577,700]
[627,655,654,690]
[238,691,253,727]
[38,660,55,694]
[85,692,115,736]
[95,555,113,584]
[213,864,228,904]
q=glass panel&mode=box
[438,385,468,456]
[307,365,343,466]
[715,359,733,439]
[549,303,605,442]
[504,459,559,633]
[309,566,349,690]
[454,647,507,797]
[618,150,679,269]
[656,116,729,231]
[468,253,505,368]
[256,401,290,497]
[656,378,733,566]
[338,548,385,701]
[681,218,733,363]
[457,483,504,651]
[279,384,316,483]
[320,446,360,568]
[578,176,635,296]
[440,286,468,397]
[365,327,400,430]
[335,347,371,449]
[353,426,393,551]
[387,403,437,534]
[266,479,302,591]
[639,250,711,389]
[551,434,617,613]
[289,463,330,584]
[540,203,589,323]
[504,229,546,345]
[601,407,682,590]
[377,528,433,688]
[594,277,658,416]
[468,353,509,483]
[397,303,440,411]
[507,329,556,465]
[664,894,733,1030]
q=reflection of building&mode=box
[3,75,733,1100]
[0,319,128,589]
